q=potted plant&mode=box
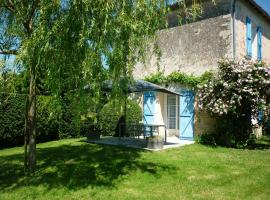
[85,132,101,140]
[83,124,101,141]
[146,135,164,149]
[81,113,101,140]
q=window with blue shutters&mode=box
[166,0,177,5]
[246,17,252,57]
[257,27,262,61]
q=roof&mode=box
[247,0,270,22]
[168,0,270,22]
[96,79,180,95]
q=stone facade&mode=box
[134,14,233,78]
[168,0,231,27]
[234,0,270,63]
[133,0,270,139]
[194,99,216,135]
[134,0,270,79]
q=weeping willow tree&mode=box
[0,0,204,172]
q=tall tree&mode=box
[0,0,202,172]
[0,0,42,172]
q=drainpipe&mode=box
[232,0,236,60]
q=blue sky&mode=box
[255,0,270,15]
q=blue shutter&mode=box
[166,0,177,5]
[246,17,252,57]
[257,27,262,61]
[143,92,155,125]
[258,110,263,125]
[179,90,194,140]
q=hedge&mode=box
[98,99,142,136]
[0,94,59,148]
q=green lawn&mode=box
[0,138,270,200]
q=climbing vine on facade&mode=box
[144,71,213,88]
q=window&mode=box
[246,17,252,57]
[166,0,177,5]
[257,27,262,61]
[167,95,177,129]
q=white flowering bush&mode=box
[198,59,270,145]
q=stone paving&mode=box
[86,136,194,151]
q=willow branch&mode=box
[0,49,18,55]
[23,0,40,35]
[0,0,15,12]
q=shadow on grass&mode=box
[248,135,270,150]
[0,141,176,192]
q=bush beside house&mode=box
[198,59,270,147]
[98,99,142,136]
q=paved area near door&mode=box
[164,136,194,149]
[86,136,194,151]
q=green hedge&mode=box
[98,99,142,136]
[0,94,26,147]
[0,94,59,148]
[36,96,60,142]
[0,95,143,148]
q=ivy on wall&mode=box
[144,71,214,89]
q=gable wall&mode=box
[168,0,232,28]
[235,0,270,63]
[134,13,233,79]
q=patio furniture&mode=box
[119,123,167,143]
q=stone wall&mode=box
[134,14,233,79]
[168,0,231,27]
[194,99,217,136]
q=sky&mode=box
[255,0,270,15]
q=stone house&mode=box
[133,0,270,140]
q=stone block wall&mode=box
[168,0,231,28]
[134,14,233,79]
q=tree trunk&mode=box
[24,97,29,172]
[238,100,252,142]
[25,64,37,172]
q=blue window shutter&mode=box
[166,0,177,5]
[143,92,155,125]
[246,17,252,57]
[257,27,262,61]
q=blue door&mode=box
[179,90,194,140]
[143,92,155,125]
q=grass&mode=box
[0,137,270,200]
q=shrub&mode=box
[0,94,60,148]
[56,94,88,139]
[198,59,270,145]
[36,96,60,142]
[80,112,99,135]
[98,99,142,136]
[0,94,26,148]
[57,96,80,139]
[196,134,217,147]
